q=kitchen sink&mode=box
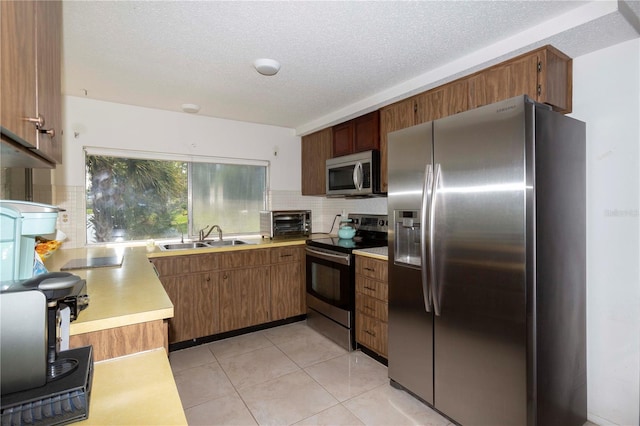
[159,240,253,251]
[206,240,251,247]
[160,242,211,251]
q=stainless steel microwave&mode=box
[260,210,311,239]
[326,150,383,197]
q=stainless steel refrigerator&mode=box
[387,95,586,426]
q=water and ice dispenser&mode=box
[394,210,422,268]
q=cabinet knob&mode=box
[39,128,55,138]
[205,276,211,282]
[24,114,45,129]
[223,274,228,280]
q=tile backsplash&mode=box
[53,187,388,249]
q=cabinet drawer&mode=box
[356,293,387,322]
[356,312,388,357]
[151,253,219,276]
[220,249,270,269]
[356,275,388,302]
[270,246,302,264]
[356,256,388,281]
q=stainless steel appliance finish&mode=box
[260,210,311,239]
[326,150,383,197]
[306,213,388,351]
[387,96,586,426]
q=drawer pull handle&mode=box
[363,286,376,291]
[365,330,376,337]
[281,254,293,258]
[364,267,375,272]
[364,305,374,311]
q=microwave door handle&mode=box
[353,162,363,191]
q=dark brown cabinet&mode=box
[1,0,62,164]
[301,128,333,195]
[332,110,380,157]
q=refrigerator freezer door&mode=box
[387,121,435,404]
[432,97,529,425]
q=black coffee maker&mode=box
[1,272,93,426]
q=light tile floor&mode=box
[169,321,453,425]
[170,321,599,426]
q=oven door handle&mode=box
[305,247,351,266]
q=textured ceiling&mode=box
[62,1,640,134]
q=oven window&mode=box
[311,263,342,303]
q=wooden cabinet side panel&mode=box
[540,48,572,113]
[301,128,332,196]
[1,0,37,146]
[35,0,62,162]
[69,320,167,362]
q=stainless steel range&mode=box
[305,213,388,350]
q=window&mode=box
[85,148,268,244]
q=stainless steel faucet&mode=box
[210,225,223,241]
[198,225,213,241]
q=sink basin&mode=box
[206,240,251,247]
[160,242,210,251]
[159,240,253,251]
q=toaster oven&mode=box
[260,210,311,239]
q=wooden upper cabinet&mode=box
[1,1,37,147]
[416,79,469,124]
[301,127,333,196]
[36,0,63,163]
[379,98,417,193]
[332,122,353,157]
[468,46,572,113]
[0,0,62,164]
[331,110,380,157]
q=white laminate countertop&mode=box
[353,246,388,260]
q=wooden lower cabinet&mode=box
[270,246,305,320]
[153,245,305,344]
[355,255,389,358]
[219,266,270,332]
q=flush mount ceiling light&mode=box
[254,58,280,76]
[181,103,200,114]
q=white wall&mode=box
[55,96,301,190]
[570,38,640,426]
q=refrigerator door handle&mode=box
[430,163,442,316]
[353,162,363,191]
[420,164,433,312]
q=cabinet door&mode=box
[35,0,62,163]
[183,272,219,339]
[332,122,353,157]
[219,266,270,332]
[301,128,333,196]
[468,53,538,109]
[379,98,416,193]
[353,110,380,153]
[416,80,469,123]
[1,0,38,147]
[271,261,303,320]
[355,312,388,357]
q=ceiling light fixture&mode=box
[254,58,280,76]
[181,103,200,114]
